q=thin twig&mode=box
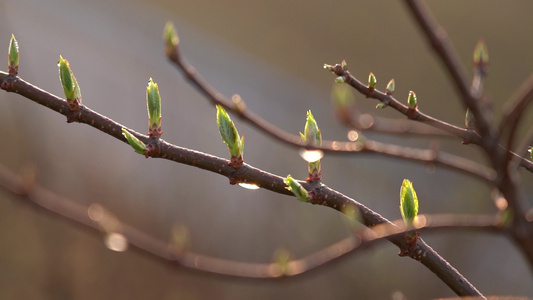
[161,55,496,182]
[327,65,473,139]
[403,0,532,270]
[336,109,454,137]
[513,126,533,171]
[0,71,485,297]
[356,116,452,137]
[403,0,494,140]
[324,64,533,173]
[499,73,533,152]
[0,72,496,183]
[330,94,453,137]
[0,162,500,288]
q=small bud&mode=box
[407,91,417,110]
[331,84,355,110]
[331,84,356,125]
[529,147,533,161]
[400,179,419,227]
[335,76,345,84]
[163,21,179,56]
[146,78,162,137]
[465,108,475,129]
[284,175,309,202]
[216,105,244,168]
[169,224,190,255]
[341,205,361,230]
[368,72,377,90]
[376,103,387,109]
[299,110,322,146]
[58,55,82,111]
[121,128,147,155]
[500,208,514,228]
[323,64,333,71]
[386,79,395,95]
[473,39,489,67]
[231,94,246,114]
[273,248,292,276]
[300,111,322,181]
[341,60,348,70]
[7,34,19,75]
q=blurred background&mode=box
[1,0,532,299]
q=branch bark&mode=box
[0,71,485,297]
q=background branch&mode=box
[0,161,501,287]
[404,0,532,270]
[0,72,484,296]
[403,0,493,139]
[499,73,533,152]
[324,64,533,173]
[338,110,453,137]
[0,71,496,183]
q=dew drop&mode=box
[298,149,324,162]
[238,182,260,190]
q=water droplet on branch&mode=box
[298,149,324,162]
[238,182,260,190]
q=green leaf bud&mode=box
[386,79,395,95]
[341,59,348,70]
[376,103,387,109]
[169,224,190,255]
[163,21,179,56]
[284,175,309,202]
[273,248,292,276]
[335,76,345,84]
[58,55,82,111]
[400,179,419,227]
[407,91,417,110]
[300,110,322,146]
[146,78,162,137]
[465,108,475,129]
[121,128,147,155]
[8,34,19,75]
[300,111,322,180]
[216,105,244,167]
[368,72,377,90]
[473,39,489,67]
[331,84,355,110]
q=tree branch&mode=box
[323,64,533,173]
[339,110,454,137]
[0,161,499,295]
[0,71,496,183]
[403,0,494,141]
[499,73,533,152]
[0,71,485,297]
[400,1,533,270]
[162,50,497,183]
